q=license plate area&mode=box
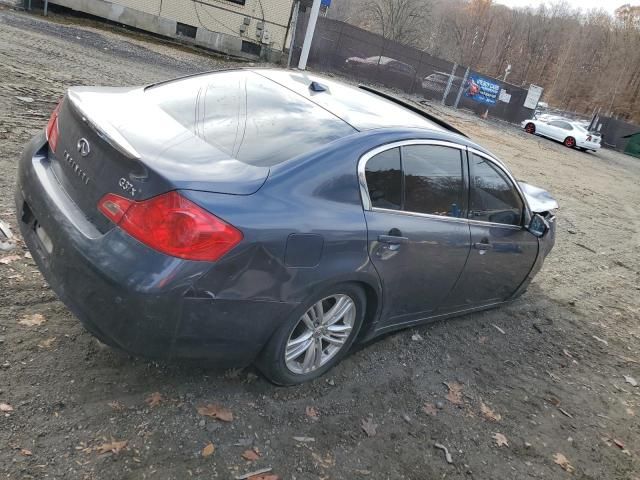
[34,221,53,255]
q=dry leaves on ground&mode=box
[38,337,56,348]
[305,406,319,419]
[95,440,127,455]
[202,442,215,457]
[18,313,45,326]
[242,448,261,461]
[624,375,638,387]
[20,449,32,456]
[145,392,163,408]
[553,453,575,473]
[108,400,125,411]
[422,403,437,416]
[480,402,502,422]
[0,403,14,412]
[197,403,234,422]
[445,382,464,405]
[311,452,336,469]
[248,475,279,480]
[361,417,378,437]
[0,255,20,265]
[493,433,509,447]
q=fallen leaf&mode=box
[197,404,233,422]
[292,436,315,443]
[361,417,378,437]
[478,336,488,344]
[247,475,279,480]
[242,448,261,461]
[493,432,509,447]
[95,440,127,455]
[311,452,335,468]
[0,403,14,412]
[445,382,463,405]
[24,252,32,259]
[626,407,635,417]
[20,449,32,456]
[145,392,163,408]
[305,406,319,419]
[624,375,638,387]
[38,337,56,348]
[553,452,575,472]
[202,442,215,457]
[18,313,46,327]
[592,335,608,346]
[0,255,20,265]
[422,403,437,416]
[108,400,125,411]
[613,439,625,449]
[563,349,573,359]
[480,402,502,422]
[411,333,423,341]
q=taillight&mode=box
[98,191,243,261]
[45,101,63,153]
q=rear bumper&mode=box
[15,133,294,366]
[579,141,601,150]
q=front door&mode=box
[361,142,471,327]
[442,151,538,309]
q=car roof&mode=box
[253,69,446,133]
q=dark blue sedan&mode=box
[16,69,557,385]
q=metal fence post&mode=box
[441,62,458,106]
[44,0,49,15]
[453,67,470,109]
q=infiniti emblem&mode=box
[77,138,91,157]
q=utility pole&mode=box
[287,1,300,69]
[298,0,321,70]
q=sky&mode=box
[493,0,638,14]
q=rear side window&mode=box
[469,154,523,226]
[402,145,464,217]
[145,71,355,167]
[365,148,402,210]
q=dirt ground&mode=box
[1,7,639,480]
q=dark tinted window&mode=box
[402,145,464,217]
[146,71,355,167]
[469,154,523,226]
[365,148,402,210]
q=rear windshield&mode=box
[145,71,356,167]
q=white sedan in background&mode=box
[522,118,601,151]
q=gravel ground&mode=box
[1,7,639,480]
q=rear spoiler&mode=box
[67,89,141,160]
[358,85,468,138]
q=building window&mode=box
[176,22,197,39]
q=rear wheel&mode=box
[524,122,536,134]
[257,283,365,385]
[564,136,576,148]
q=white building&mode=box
[48,0,297,61]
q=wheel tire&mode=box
[564,136,576,148]
[257,283,366,386]
[524,122,536,134]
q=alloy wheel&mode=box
[285,294,356,374]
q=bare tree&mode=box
[364,0,432,46]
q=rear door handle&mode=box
[378,235,409,245]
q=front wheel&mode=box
[524,122,536,134]
[257,283,366,385]
[564,136,576,148]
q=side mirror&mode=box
[528,213,549,238]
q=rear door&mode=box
[360,141,471,328]
[441,150,538,309]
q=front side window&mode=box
[402,145,464,217]
[365,148,402,210]
[469,154,523,226]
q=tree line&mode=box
[328,0,640,122]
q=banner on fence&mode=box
[465,75,500,105]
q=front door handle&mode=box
[473,239,493,253]
[378,234,409,245]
